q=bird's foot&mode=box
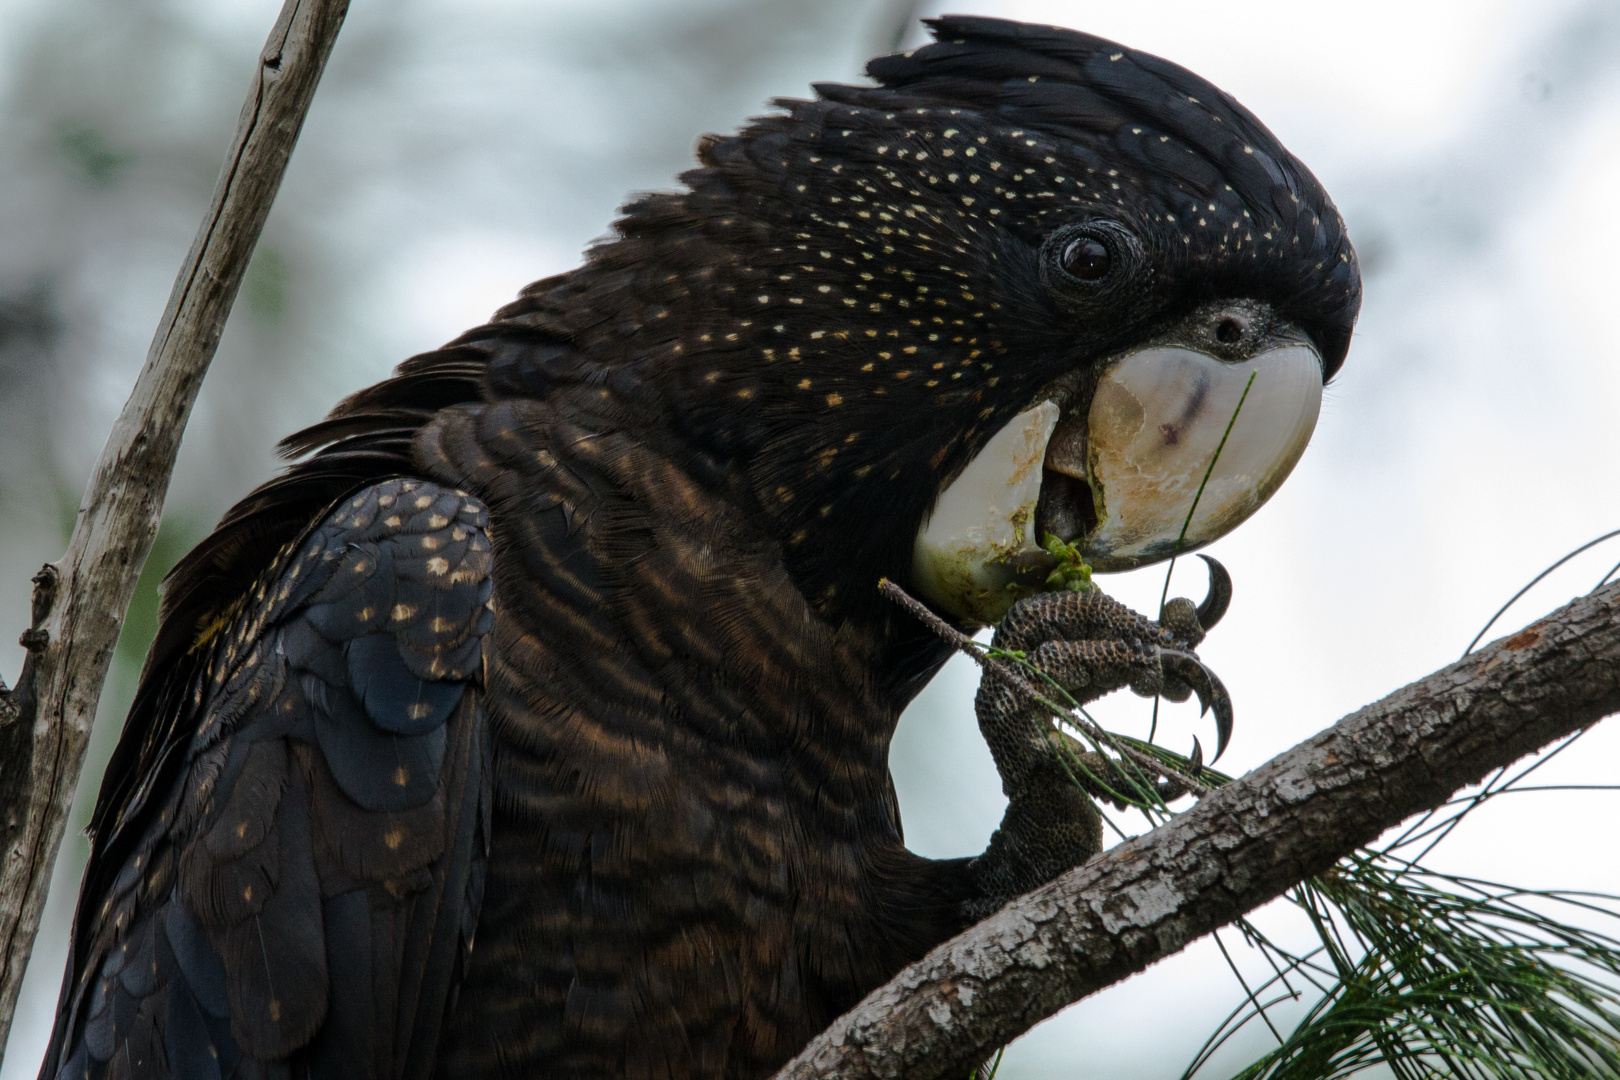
[992,553,1232,755]
[963,557,1232,919]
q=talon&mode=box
[1160,651,1234,761]
[1155,737,1203,800]
[1195,555,1232,632]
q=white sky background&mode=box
[1,0,1618,1078]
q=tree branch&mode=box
[773,579,1620,1080]
[0,0,349,1059]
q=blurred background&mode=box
[1,0,1617,1076]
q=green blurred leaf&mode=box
[55,123,132,187]
[244,248,288,323]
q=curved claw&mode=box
[1155,737,1204,800]
[1195,555,1233,633]
[1160,650,1234,761]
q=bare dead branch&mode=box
[0,0,349,1057]
[774,580,1620,1080]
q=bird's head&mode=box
[545,16,1359,628]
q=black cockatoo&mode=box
[41,17,1357,1080]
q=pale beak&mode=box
[911,340,1323,625]
[1052,343,1322,572]
[910,401,1059,625]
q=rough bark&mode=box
[0,0,349,1060]
[774,580,1620,1080]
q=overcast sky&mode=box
[2,1,1617,1077]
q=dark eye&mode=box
[1061,236,1111,281]
[1042,221,1145,302]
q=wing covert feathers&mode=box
[44,479,494,1080]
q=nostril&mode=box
[1214,317,1244,345]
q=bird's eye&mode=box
[1041,221,1145,302]
[1061,237,1111,281]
